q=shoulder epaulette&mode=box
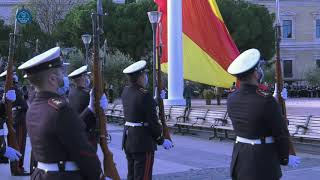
[48,98,67,110]
[138,88,148,94]
[256,88,271,97]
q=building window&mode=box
[316,19,320,38]
[283,60,293,78]
[316,59,320,68]
[283,20,292,38]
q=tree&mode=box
[305,67,320,86]
[27,0,87,34]
[104,49,134,97]
[64,48,85,73]
[53,0,156,60]
[0,18,49,68]
[0,19,12,58]
[217,0,276,60]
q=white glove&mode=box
[160,90,166,99]
[280,88,288,100]
[13,74,19,83]
[4,146,21,161]
[162,139,173,150]
[100,93,108,111]
[273,83,288,100]
[88,90,108,112]
[288,155,300,168]
[4,90,16,102]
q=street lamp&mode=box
[82,34,92,68]
[147,11,162,99]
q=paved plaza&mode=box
[1,98,320,180]
[1,124,320,180]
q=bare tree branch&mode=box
[27,0,87,34]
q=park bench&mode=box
[105,104,117,122]
[210,111,234,140]
[175,108,210,135]
[191,109,210,127]
[191,109,221,129]
[291,115,312,136]
[164,106,173,120]
[173,107,191,134]
[286,114,312,135]
[165,106,187,127]
[291,115,320,141]
[108,104,124,124]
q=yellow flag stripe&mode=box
[161,34,236,88]
[208,0,224,22]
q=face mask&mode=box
[85,78,91,88]
[57,76,70,96]
[144,74,148,87]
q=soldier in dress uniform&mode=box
[0,90,22,163]
[121,60,173,180]
[68,65,98,150]
[226,49,300,180]
[0,71,29,175]
[18,47,110,180]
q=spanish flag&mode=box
[155,0,239,88]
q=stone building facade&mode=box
[247,0,320,82]
[0,0,26,24]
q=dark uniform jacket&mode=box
[12,85,28,125]
[121,84,164,153]
[27,91,102,180]
[0,102,6,156]
[227,84,290,180]
[68,87,90,114]
[68,87,97,146]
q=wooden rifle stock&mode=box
[156,26,171,140]
[275,24,296,155]
[5,33,20,170]
[91,10,120,180]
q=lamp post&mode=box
[147,11,162,98]
[82,34,92,69]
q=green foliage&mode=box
[104,49,134,97]
[217,0,275,60]
[18,22,53,64]
[305,67,320,86]
[0,18,52,66]
[263,63,276,84]
[0,19,12,57]
[54,0,156,60]
[203,89,214,100]
[64,48,85,73]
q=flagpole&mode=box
[164,0,185,106]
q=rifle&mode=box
[155,23,171,141]
[91,1,120,179]
[5,10,20,174]
[275,1,296,155]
